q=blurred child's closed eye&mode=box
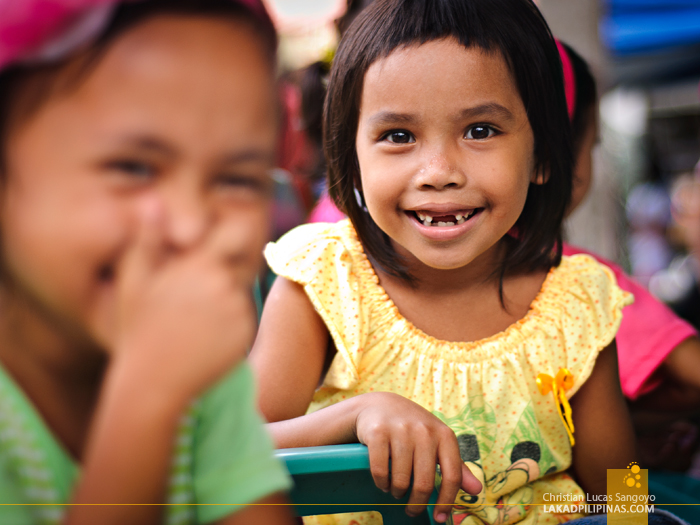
[215,171,274,200]
[104,159,156,182]
[99,157,274,201]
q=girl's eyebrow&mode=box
[366,103,515,127]
[458,103,515,122]
[112,135,178,159]
[367,111,421,127]
[108,135,274,164]
[221,149,276,165]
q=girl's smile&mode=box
[406,206,484,242]
[355,38,540,273]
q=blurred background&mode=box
[263,0,700,343]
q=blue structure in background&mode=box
[600,0,700,82]
[602,8,700,55]
[601,0,700,56]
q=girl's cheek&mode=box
[1,184,132,319]
[78,199,135,267]
[70,199,137,345]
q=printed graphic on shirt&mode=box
[433,397,497,457]
[435,401,562,525]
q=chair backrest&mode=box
[648,471,700,524]
[276,444,437,525]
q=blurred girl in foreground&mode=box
[0,1,295,523]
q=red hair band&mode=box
[555,39,576,122]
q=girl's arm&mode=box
[570,341,636,497]
[65,358,202,525]
[68,356,297,525]
[250,276,331,430]
[632,336,700,413]
[250,277,481,524]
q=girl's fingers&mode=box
[432,438,465,522]
[366,438,391,493]
[460,463,483,495]
[197,216,263,285]
[120,198,166,287]
[201,216,249,256]
[108,198,167,354]
[389,438,414,500]
[405,441,438,517]
[203,213,264,260]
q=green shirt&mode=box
[0,362,291,525]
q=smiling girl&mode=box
[250,0,643,524]
[0,1,294,524]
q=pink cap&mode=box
[0,0,275,71]
[555,39,576,122]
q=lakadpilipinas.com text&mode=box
[541,493,656,514]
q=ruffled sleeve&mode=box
[264,220,366,390]
[536,254,634,398]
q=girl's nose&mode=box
[414,147,466,190]
[161,183,212,249]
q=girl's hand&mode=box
[69,200,270,525]
[355,392,482,523]
[253,280,482,522]
[108,199,257,407]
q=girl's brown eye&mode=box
[465,125,496,140]
[383,130,415,144]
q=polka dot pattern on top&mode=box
[265,220,633,525]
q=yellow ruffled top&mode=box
[265,220,633,525]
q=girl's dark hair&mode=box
[324,0,573,283]
[560,41,597,156]
[0,0,276,175]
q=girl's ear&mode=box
[531,166,549,185]
[352,170,367,210]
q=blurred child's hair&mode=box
[300,60,330,151]
[559,41,597,155]
[335,0,376,37]
[0,0,277,176]
[300,0,375,183]
[324,0,574,283]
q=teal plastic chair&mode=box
[648,471,700,524]
[276,444,438,524]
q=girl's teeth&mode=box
[417,212,433,226]
[416,210,477,227]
